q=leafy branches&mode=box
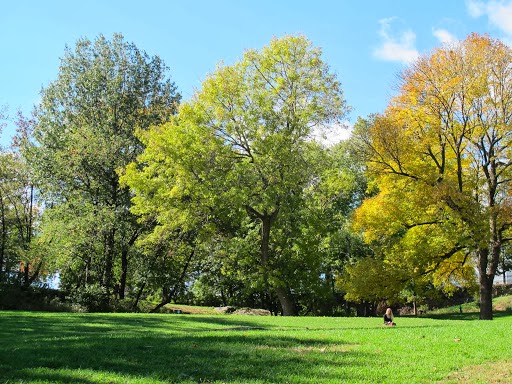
[352,34,512,319]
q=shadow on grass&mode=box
[6,368,99,384]
[0,311,274,336]
[419,309,512,321]
[0,312,372,383]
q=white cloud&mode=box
[311,121,352,146]
[466,0,486,17]
[432,28,458,45]
[467,0,512,36]
[373,17,420,64]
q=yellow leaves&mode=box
[341,256,398,302]
[352,190,402,242]
[431,255,477,294]
[393,34,512,137]
[364,34,512,199]
[350,33,512,306]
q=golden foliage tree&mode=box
[353,34,512,319]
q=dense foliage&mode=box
[2,32,511,317]
[121,35,361,315]
[351,34,512,319]
[19,34,180,306]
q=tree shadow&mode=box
[0,312,374,383]
[9,369,99,384]
[418,309,512,321]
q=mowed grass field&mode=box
[0,310,511,383]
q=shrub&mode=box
[68,284,110,312]
[111,298,135,313]
[0,284,67,311]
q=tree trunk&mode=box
[220,288,226,306]
[275,286,297,316]
[476,212,502,320]
[150,245,196,313]
[27,261,42,286]
[119,229,140,300]
[479,274,494,320]
[132,281,146,311]
[478,247,495,320]
[119,247,128,299]
[105,173,120,297]
[260,215,272,267]
[84,256,91,285]
[104,227,116,296]
[151,286,171,313]
[23,185,35,288]
[246,206,291,314]
[23,262,30,287]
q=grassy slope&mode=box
[422,294,512,317]
[1,310,511,383]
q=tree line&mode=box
[1,33,511,319]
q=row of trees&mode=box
[1,34,368,315]
[1,33,511,318]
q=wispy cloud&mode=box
[311,122,353,146]
[466,0,486,17]
[432,28,458,45]
[373,17,419,64]
[466,0,512,36]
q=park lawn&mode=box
[0,311,511,383]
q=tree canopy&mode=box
[3,31,509,319]
[352,34,512,319]
[26,33,180,302]
[122,35,352,315]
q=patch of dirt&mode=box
[163,304,220,315]
[254,343,358,354]
[231,307,271,316]
[214,306,236,314]
[291,344,358,354]
[440,360,512,383]
[493,296,512,311]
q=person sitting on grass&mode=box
[383,308,396,326]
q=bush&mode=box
[68,284,110,312]
[494,284,512,297]
[0,284,68,311]
[111,298,135,313]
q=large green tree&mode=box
[123,35,349,315]
[353,34,512,320]
[28,34,180,300]
[187,140,368,315]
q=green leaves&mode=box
[124,35,352,314]
[29,34,180,296]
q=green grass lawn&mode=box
[1,310,511,383]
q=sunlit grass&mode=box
[443,360,512,383]
[422,294,512,319]
[1,311,511,383]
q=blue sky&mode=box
[1,0,512,146]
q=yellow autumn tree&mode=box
[353,34,512,320]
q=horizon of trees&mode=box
[1,32,511,318]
